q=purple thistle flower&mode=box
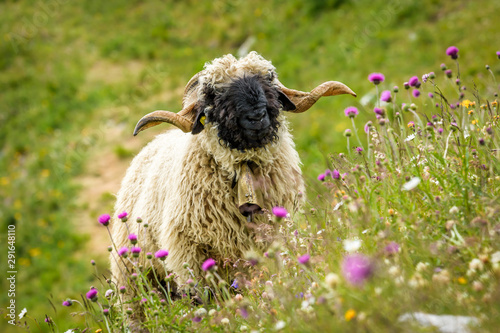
[131,247,141,257]
[117,211,128,219]
[380,90,392,102]
[497,51,500,59]
[445,69,452,78]
[384,242,400,255]
[202,258,216,271]
[374,107,385,116]
[325,169,332,177]
[393,86,399,93]
[240,306,249,319]
[408,76,419,87]
[403,82,410,90]
[342,254,373,286]
[128,233,138,244]
[344,106,359,118]
[368,73,385,85]
[98,214,111,226]
[140,298,147,304]
[332,170,341,179]
[446,46,459,59]
[62,300,72,307]
[298,254,310,265]
[317,173,326,182]
[44,316,52,323]
[272,206,288,218]
[192,316,202,323]
[440,63,447,70]
[117,247,129,257]
[364,121,372,134]
[428,92,434,98]
[355,147,363,154]
[412,89,420,98]
[86,288,98,301]
[155,249,169,260]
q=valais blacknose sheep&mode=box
[110,51,355,307]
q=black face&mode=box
[195,75,286,151]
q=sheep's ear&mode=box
[191,109,206,135]
[277,90,296,111]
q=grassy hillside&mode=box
[1,0,499,330]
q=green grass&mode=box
[0,0,499,331]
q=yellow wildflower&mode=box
[19,258,31,267]
[461,100,474,108]
[29,248,42,257]
[468,110,474,115]
[0,177,9,186]
[41,169,50,178]
[491,100,498,107]
[345,309,356,321]
[471,119,478,125]
[458,277,467,284]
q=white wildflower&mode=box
[469,259,484,272]
[221,318,230,325]
[415,262,429,272]
[405,133,416,142]
[275,320,286,330]
[105,289,114,298]
[333,201,344,211]
[325,273,341,289]
[388,266,400,277]
[402,177,421,191]
[449,206,460,214]
[491,251,500,264]
[208,309,217,316]
[240,326,248,331]
[194,308,207,317]
[343,239,361,252]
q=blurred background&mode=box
[1,0,499,330]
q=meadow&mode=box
[1,0,499,332]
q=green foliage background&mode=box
[0,0,499,330]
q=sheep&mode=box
[110,51,355,321]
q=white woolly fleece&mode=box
[110,52,306,321]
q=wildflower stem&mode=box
[97,302,112,333]
[409,110,424,128]
[347,137,351,158]
[443,131,453,159]
[106,227,132,276]
[351,118,363,147]
[150,260,172,305]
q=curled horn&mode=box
[133,72,204,136]
[277,80,357,113]
[133,105,195,136]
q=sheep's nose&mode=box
[247,110,266,122]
